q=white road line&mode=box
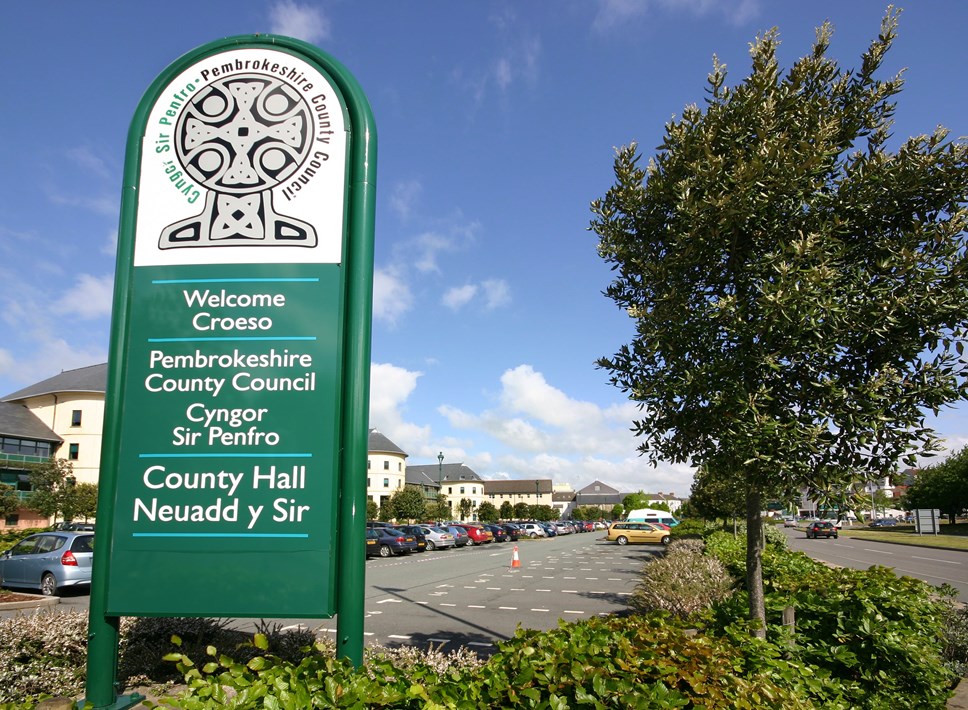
[464,585,478,589]
[564,610,585,615]
[562,590,578,594]
[499,606,518,610]
[468,604,486,609]
[486,587,502,590]
[912,556,961,565]
[537,588,551,592]
[440,603,456,607]
[436,584,453,588]
[618,592,631,596]
[586,577,599,580]
[468,642,493,648]
[415,601,429,605]
[511,588,525,591]
[531,608,549,612]
[862,548,894,555]
[388,634,411,640]
[376,599,402,604]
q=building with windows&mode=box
[406,462,486,521]
[0,401,62,528]
[366,429,407,511]
[482,478,552,513]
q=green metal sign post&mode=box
[85,35,375,708]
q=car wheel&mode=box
[530,532,538,539]
[426,541,436,551]
[379,545,392,558]
[661,536,671,545]
[40,573,57,596]
[466,539,474,546]
[616,535,629,546]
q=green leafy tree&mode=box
[0,484,19,520]
[389,486,426,522]
[513,502,530,520]
[425,494,449,522]
[591,10,968,635]
[610,504,624,519]
[458,498,473,521]
[26,457,75,520]
[477,501,498,523]
[366,499,379,520]
[378,500,395,522]
[66,482,98,522]
[622,493,647,512]
[688,467,747,522]
[499,501,514,521]
[904,449,968,523]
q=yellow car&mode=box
[606,521,671,546]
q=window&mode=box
[367,460,371,470]
[383,478,389,488]
[398,462,402,471]
[68,443,79,460]
[448,487,453,495]
[472,487,477,494]
[4,514,18,526]
[71,410,82,427]
[383,461,389,470]
[367,478,371,487]
[460,486,465,494]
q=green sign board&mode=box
[86,37,375,707]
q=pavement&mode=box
[0,591,59,610]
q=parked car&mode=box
[782,517,797,527]
[397,525,428,552]
[517,522,546,538]
[499,523,524,541]
[445,525,470,547]
[366,527,418,557]
[484,524,509,542]
[552,522,572,535]
[605,522,670,546]
[454,524,493,545]
[415,525,456,550]
[868,518,899,528]
[0,531,94,595]
[538,522,557,537]
[805,521,838,539]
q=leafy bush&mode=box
[668,518,709,538]
[0,610,88,702]
[704,533,957,708]
[630,539,734,619]
[151,616,823,709]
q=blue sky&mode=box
[1,1,966,497]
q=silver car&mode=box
[0,531,94,596]
[416,525,456,550]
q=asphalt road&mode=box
[232,532,661,655]
[783,526,968,600]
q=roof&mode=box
[408,462,482,484]
[367,429,407,457]
[482,479,552,495]
[577,480,622,496]
[2,363,108,402]
[0,401,62,443]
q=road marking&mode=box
[564,576,577,579]
[862,548,893,555]
[531,608,549,612]
[564,610,585,615]
[912,556,961,565]
[586,577,599,580]
[562,590,578,594]
[436,584,453,588]
[486,587,502,590]
[415,601,429,605]
[537,588,551,592]
[388,634,411,640]
[468,642,493,648]
[618,592,631,597]
[499,606,518,610]
[464,585,478,589]
[376,598,402,604]
[428,592,448,596]
[511,588,525,591]
[468,604,486,609]
[440,603,457,607]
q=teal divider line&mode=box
[139,453,312,458]
[132,532,310,538]
[152,278,321,284]
[147,336,317,342]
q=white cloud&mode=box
[268,1,331,44]
[67,146,113,180]
[372,267,414,325]
[389,180,423,221]
[593,0,759,31]
[442,284,477,311]
[481,279,511,310]
[51,274,114,319]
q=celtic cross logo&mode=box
[160,74,318,249]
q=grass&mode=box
[836,522,968,551]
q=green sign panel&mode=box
[96,36,372,619]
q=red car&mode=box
[453,524,493,545]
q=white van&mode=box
[625,508,680,527]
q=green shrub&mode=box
[630,539,735,619]
[668,518,709,538]
[152,617,823,709]
[0,610,88,702]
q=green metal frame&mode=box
[84,35,375,708]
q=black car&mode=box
[366,527,418,557]
[805,521,838,539]
[499,523,524,541]
[484,524,509,543]
[397,525,428,552]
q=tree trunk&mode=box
[746,485,767,639]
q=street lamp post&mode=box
[437,452,444,490]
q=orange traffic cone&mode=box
[510,545,521,570]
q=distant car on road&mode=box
[605,522,670,546]
[0,531,94,595]
[805,521,838,539]
[868,518,899,528]
[414,525,456,550]
[445,525,470,547]
[366,527,418,557]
